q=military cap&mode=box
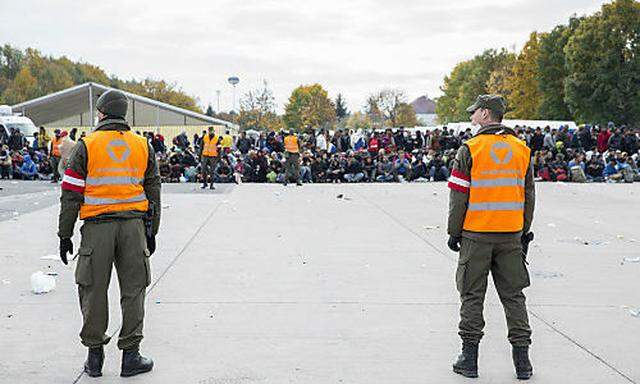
[466,94,506,115]
[96,89,128,118]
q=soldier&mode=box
[447,95,535,380]
[283,129,302,186]
[199,126,220,189]
[58,89,161,378]
[50,129,63,183]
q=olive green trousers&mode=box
[456,237,532,346]
[75,219,151,350]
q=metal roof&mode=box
[11,82,234,128]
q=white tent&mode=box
[10,82,236,132]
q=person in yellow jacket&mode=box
[447,95,535,380]
[283,129,302,186]
[58,89,160,378]
[198,126,220,189]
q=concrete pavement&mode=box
[0,180,638,383]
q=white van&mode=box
[0,105,39,145]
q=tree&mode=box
[436,49,515,123]
[536,17,582,120]
[283,84,336,130]
[365,89,417,127]
[0,44,202,111]
[564,0,640,125]
[0,44,24,96]
[342,111,372,131]
[335,93,349,120]
[237,80,281,131]
[396,103,419,127]
[1,67,39,104]
[205,104,215,117]
[503,32,543,119]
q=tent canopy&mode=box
[11,82,234,129]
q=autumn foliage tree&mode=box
[283,84,336,130]
[503,32,543,119]
[0,44,201,112]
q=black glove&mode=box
[447,236,461,252]
[521,232,534,257]
[60,238,73,265]
[146,235,156,256]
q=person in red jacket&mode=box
[597,123,613,153]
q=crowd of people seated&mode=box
[1,121,638,185]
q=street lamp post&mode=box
[227,76,240,112]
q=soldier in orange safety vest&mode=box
[58,89,160,378]
[283,129,302,186]
[50,129,63,182]
[198,126,221,189]
[447,95,535,380]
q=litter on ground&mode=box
[424,225,440,230]
[622,257,640,263]
[30,271,56,294]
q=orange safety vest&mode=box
[284,135,299,153]
[79,130,149,220]
[202,134,219,157]
[462,133,530,232]
[51,137,62,157]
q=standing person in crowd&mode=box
[220,129,233,154]
[530,127,544,152]
[283,129,302,186]
[199,126,220,190]
[58,89,160,378]
[57,131,76,176]
[598,123,613,153]
[608,128,624,152]
[543,127,555,151]
[49,129,63,183]
[236,131,252,155]
[37,126,50,154]
[447,95,535,380]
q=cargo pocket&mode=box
[455,240,472,294]
[143,249,151,287]
[520,256,531,289]
[75,247,93,286]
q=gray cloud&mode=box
[0,0,605,113]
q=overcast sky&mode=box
[1,0,605,113]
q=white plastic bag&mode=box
[30,271,56,294]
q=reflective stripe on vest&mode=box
[202,134,219,157]
[85,176,144,186]
[79,130,149,220]
[462,133,530,233]
[84,193,147,205]
[284,136,299,153]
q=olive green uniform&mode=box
[284,135,301,183]
[58,118,161,350]
[198,134,219,184]
[448,124,535,347]
[285,152,300,183]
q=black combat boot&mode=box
[452,342,479,378]
[200,182,207,189]
[84,346,104,377]
[209,183,215,190]
[120,348,154,377]
[512,346,533,380]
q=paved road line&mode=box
[358,188,637,384]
